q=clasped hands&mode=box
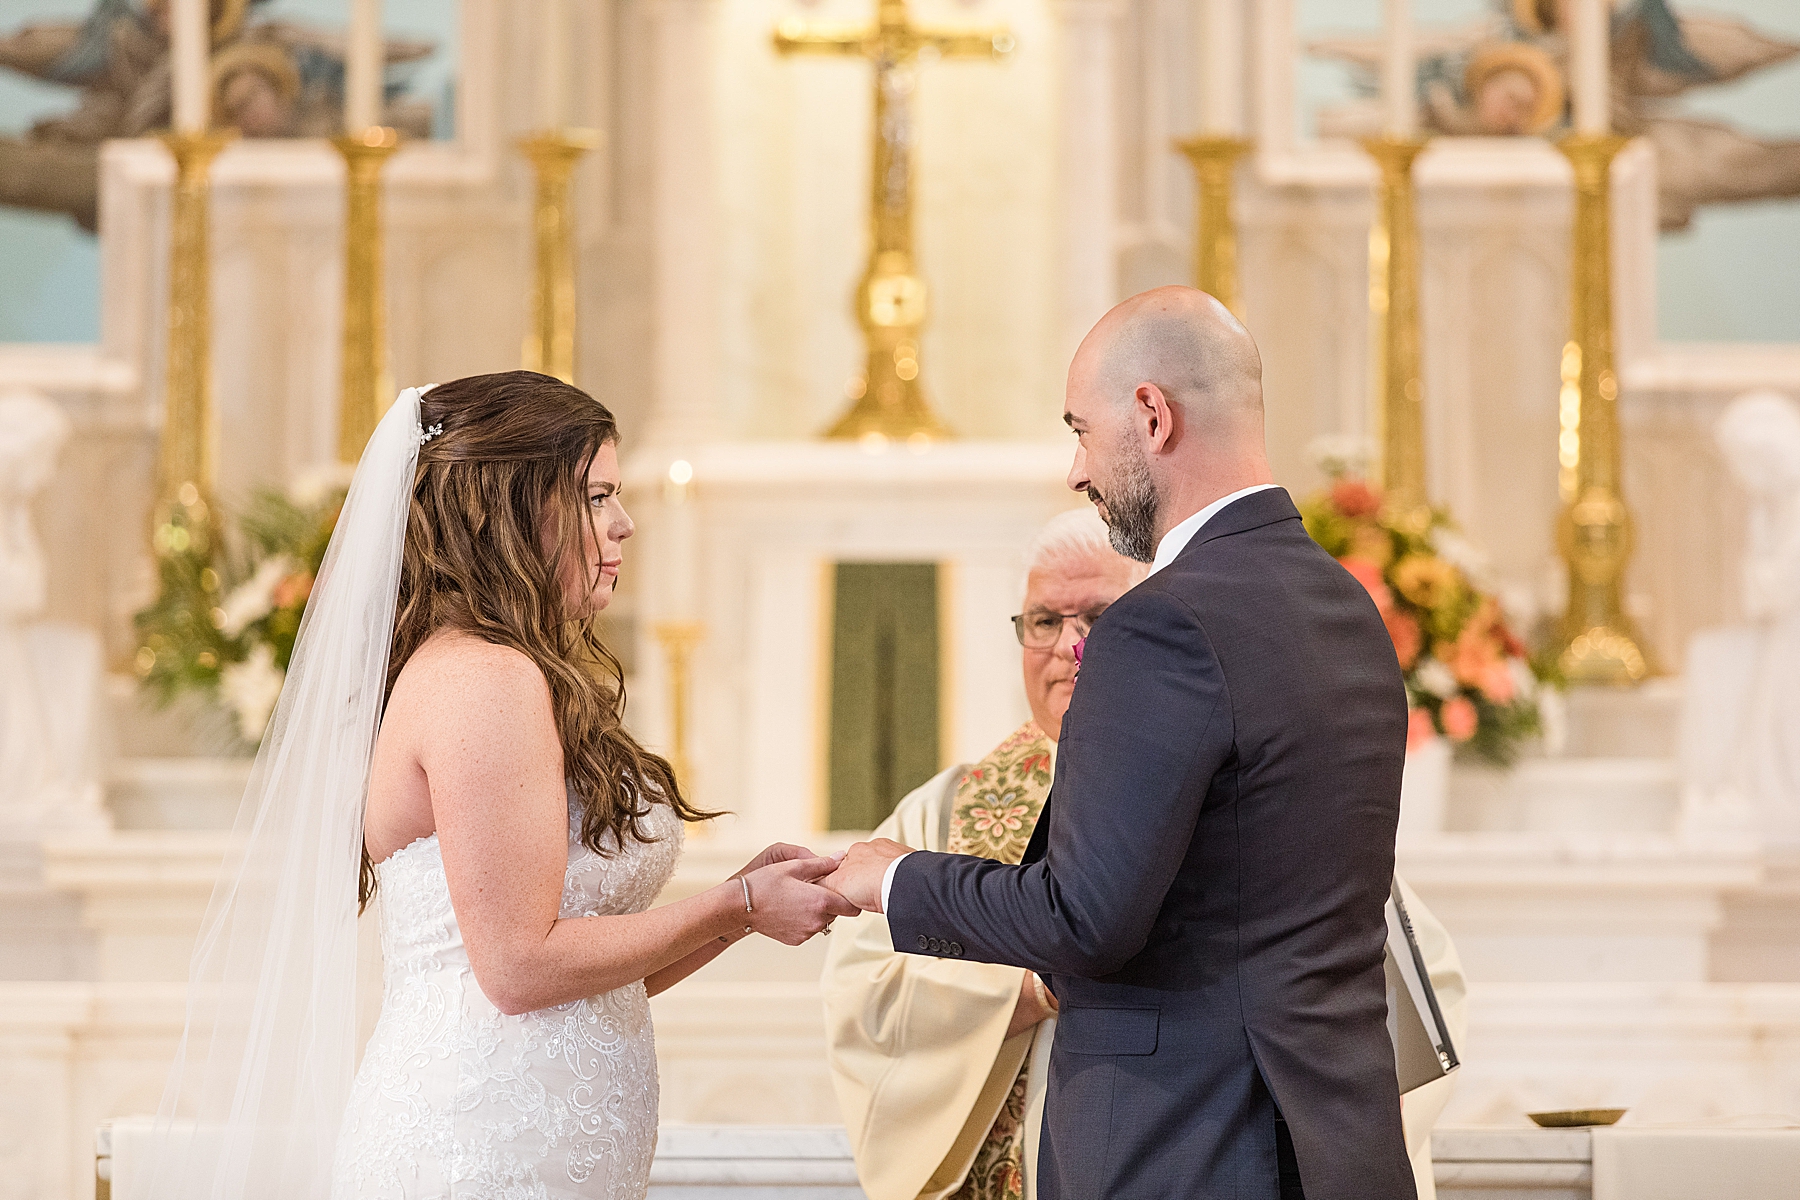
[736,839,1057,1032]
[727,838,912,945]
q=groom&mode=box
[825,287,1415,1200]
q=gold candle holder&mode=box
[1361,135,1430,516]
[155,130,234,551]
[332,126,400,464]
[1175,135,1252,317]
[519,129,601,384]
[1552,133,1654,684]
[652,620,705,792]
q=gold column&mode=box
[332,126,400,463]
[652,620,705,789]
[519,129,601,384]
[155,130,234,554]
[1552,133,1653,684]
[1361,135,1429,515]
[1175,135,1252,316]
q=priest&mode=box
[819,508,1467,1200]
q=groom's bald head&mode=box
[1063,287,1273,557]
[1071,286,1263,428]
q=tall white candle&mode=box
[345,0,384,133]
[1381,0,1416,136]
[171,0,208,132]
[1571,0,1609,133]
[1197,0,1242,136]
[538,0,570,129]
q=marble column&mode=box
[1053,0,1122,362]
[646,0,721,445]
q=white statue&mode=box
[1680,391,1800,846]
[0,387,108,832]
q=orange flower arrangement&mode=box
[1301,476,1549,766]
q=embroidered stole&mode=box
[945,722,1055,1200]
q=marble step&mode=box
[1448,759,1680,834]
[104,758,250,830]
[1558,680,1683,760]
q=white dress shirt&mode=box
[1146,483,1281,576]
[878,483,1283,913]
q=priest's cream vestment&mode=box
[821,721,1467,1200]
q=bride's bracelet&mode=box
[719,875,756,943]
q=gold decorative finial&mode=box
[1552,132,1655,684]
[519,129,602,384]
[775,0,1012,441]
[332,125,400,463]
[155,129,234,552]
[1361,134,1430,516]
[1176,135,1253,318]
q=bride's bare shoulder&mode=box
[388,632,553,725]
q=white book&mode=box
[1384,880,1460,1093]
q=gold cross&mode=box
[775,0,1012,441]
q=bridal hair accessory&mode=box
[143,387,426,1200]
[416,420,444,446]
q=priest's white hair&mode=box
[1021,507,1149,597]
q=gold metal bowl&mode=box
[1528,1108,1628,1128]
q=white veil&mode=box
[143,388,425,1199]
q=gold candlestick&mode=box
[154,130,234,555]
[652,620,705,790]
[1175,135,1252,317]
[332,126,400,463]
[1362,135,1429,515]
[1552,133,1654,684]
[519,129,601,384]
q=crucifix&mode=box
[775,0,1012,441]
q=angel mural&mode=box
[0,0,435,231]
[1309,0,1800,230]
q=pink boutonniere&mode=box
[1072,636,1086,680]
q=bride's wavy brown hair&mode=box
[360,370,715,909]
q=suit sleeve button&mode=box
[916,934,929,951]
[950,942,963,956]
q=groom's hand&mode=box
[820,838,913,914]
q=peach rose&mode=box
[1406,707,1437,753]
[272,571,314,610]
[1338,556,1393,612]
[1331,478,1383,518]
[1477,659,1516,704]
[1385,609,1423,670]
[1441,695,1479,742]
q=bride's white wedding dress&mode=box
[332,793,684,1200]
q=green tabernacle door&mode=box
[827,562,941,831]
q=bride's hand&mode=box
[744,857,864,946]
[733,842,820,878]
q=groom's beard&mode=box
[1089,448,1160,564]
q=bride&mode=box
[143,372,857,1200]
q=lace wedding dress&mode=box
[332,794,684,1200]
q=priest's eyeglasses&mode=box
[1011,608,1100,649]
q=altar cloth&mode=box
[1591,1126,1800,1200]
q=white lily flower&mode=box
[220,643,285,742]
[218,555,299,637]
[1414,658,1459,699]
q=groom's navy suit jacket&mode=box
[888,488,1414,1200]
